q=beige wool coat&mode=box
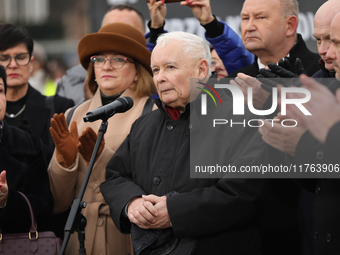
[48,88,152,255]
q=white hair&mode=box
[280,0,299,18]
[156,31,211,77]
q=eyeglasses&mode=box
[91,56,134,69]
[0,53,31,67]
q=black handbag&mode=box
[0,192,62,255]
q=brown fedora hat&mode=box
[78,22,151,75]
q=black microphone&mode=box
[83,96,134,122]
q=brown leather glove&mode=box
[78,127,105,166]
[50,113,79,168]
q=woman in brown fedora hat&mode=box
[48,22,156,255]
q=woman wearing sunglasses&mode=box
[48,23,156,255]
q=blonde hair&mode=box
[87,61,96,95]
[87,60,156,97]
[134,62,156,97]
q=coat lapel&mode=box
[23,85,50,138]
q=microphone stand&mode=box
[59,119,109,255]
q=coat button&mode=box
[326,234,332,243]
[94,184,101,193]
[316,151,324,160]
[314,231,319,240]
[153,176,161,186]
[97,217,104,227]
[167,125,174,131]
[188,124,193,129]
[315,186,321,194]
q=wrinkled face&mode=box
[0,43,33,89]
[93,52,137,96]
[0,78,6,121]
[329,14,340,80]
[151,41,204,112]
[211,49,228,80]
[102,9,145,33]
[314,20,334,71]
[240,0,288,55]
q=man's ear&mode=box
[286,15,298,37]
[197,59,209,79]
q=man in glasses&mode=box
[0,23,74,163]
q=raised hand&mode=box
[259,58,305,92]
[231,73,271,110]
[285,75,340,144]
[258,113,306,156]
[147,0,167,28]
[50,113,79,168]
[78,127,105,166]
[0,170,8,208]
[181,0,215,25]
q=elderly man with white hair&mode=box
[101,31,268,254]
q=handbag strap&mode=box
[17,192,38,234]
[0,192,37,236]
[0,192,42,254]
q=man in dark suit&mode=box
[228,0,319,110]
[258,0,340,157]
[257,2,340,254]
[283,11,340,254]
[225,1,320,254]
